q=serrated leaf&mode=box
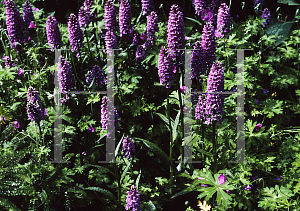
[84,187,117,201]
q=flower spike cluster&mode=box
[136,44,146,65]
[105,30,118,54]
[46,15,63,51]
[119,0,133,37]
[141,0,154,16]
[158,46,175,88]
[215,3,231,38]
[125,185,141,211]
[191,40,204,80]
[4,56,16,67]
[23,0,35,29]
[68,13,84,57]
[78,6,89,29]
[5,0,25,50]
[104,0,118,32]
[58,55,75,94]
[86,65,106,88]
[101,96,120,133]
[122,136,136,161]
[26,87,44,123]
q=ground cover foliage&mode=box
[0,0,300,210]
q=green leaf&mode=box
[185,17,202,27]
[154,112,174,132]
[277,0,300,5]
[135,169,142,188]
[84,187,117,201]
[172,109,181,141]
[134,138,171,169]
[0,197,21,211]
[86,164,115,176]
[115,134,125,157]
[121,159,133,182]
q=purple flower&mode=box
[146,11,158,47]
[122,136,136,160]
[132,32,141,45]
[58,55,75,94]
[44,108,48,116]
[255,99,259,104]
[136,44,146,65]
[46,15,63,51]
[12,121,19,129]
[195,94,207,124]
[276,175,282,181]
[215,3,231,38]
[140,32,146,40]
[0,115,6,122]
[5,0,25,50]
[218,174,227,185]
[141,0,154,16]
[84,0,95,22]
[18,68,23,77]
[68,13,84,57]
[5,57,16,67]
[262,89,268,94]
[82,151,86,155]
[180,86,186,93]
[105,30,118,54]
[23,1,35,28]
[261,8,271,27]
[201,9,213,22]
[158,46,175,88]
[204,61,225,125]
[101,96,120,133]
[201,21,216,76]
[243,184,253,190]
[26,87,44,123]
[198,177,208,187]
[125,185,141,211]
[86,65,106,88]
[191,40,205,80]
[119,0,133,38]
[193,0,205,15]
[104,0,117,32]
[167,4,185,63]
[78,6,89,29]
[255,124,262,131]
[33,8,39,12]
[28,21,35,28]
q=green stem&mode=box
[176,68,184,164]
[70,51,80,90]
[212,121,217,174]
[167,89,173,197]
[114,163,122,211]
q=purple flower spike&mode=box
[191,40,205,80]
[276,175,282,181]
[46,15,63,51]
[125,185,141,211]
[105,30,118,54]
[167,4,185,63]
[13,121,19,129]
[158,46,175,88]
[141,0,154,16]
[23,0,35,29]
[58,55,75,94]
[201,21,216,76]
[195,94,207,124]
[101,96,120,134]
[122,136,136,161]
[146,11,158,47]
[255,124,262,131]
[104,0,117,32]
[205,61,225,125]
[180,86,186,93]
[5,0,25,49]
[119,0,133,38]
[215,3,231,38]
[86,65,106,88]
[261,8,271,27]
[78,6,89,29]
[18,68,23,77]
[26,87,44,123]
[136,44,146,66]
[68,13,84,57]
[201,9,213,22]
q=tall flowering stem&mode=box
[215,3,231,39]
[141,0,154,16]
[146,11,158,48]
[23,0,35,31]
[104,0,117,32]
